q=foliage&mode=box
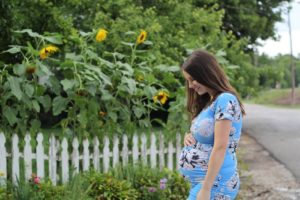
[0,166,189,200]
[256,53,300,89]
[84,171,139,200]
[0,28,171,138]
[193,0,291,46]
[109,164,190,200]
[0,0,266,137]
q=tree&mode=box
[193,0,291,47]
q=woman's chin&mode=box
[196,91,206,95]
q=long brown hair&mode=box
[181,50,246,119]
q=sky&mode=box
[257,0,300,57]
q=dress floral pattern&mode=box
[178,93,243,200]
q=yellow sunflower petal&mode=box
[96,28,108,42]
[137,30,147,44]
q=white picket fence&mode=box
[0,132,182,185]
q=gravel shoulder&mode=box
[237,133,300,200]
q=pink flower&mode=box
[148,187,157,193]
[34,176,40,184]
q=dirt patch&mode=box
[237,133,300,200]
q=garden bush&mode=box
[0,165,189,200]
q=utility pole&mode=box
[287,4,295,105]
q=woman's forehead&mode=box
[182,70,192,79]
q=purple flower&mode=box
[160,178,167,184]
[148,187,157,193]
[160,183,166,190]
[160,178,168,190]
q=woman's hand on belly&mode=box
[184,132,196,146]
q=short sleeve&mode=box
[214,93,241,122]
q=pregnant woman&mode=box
[178,50,245,200]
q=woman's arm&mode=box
[199,120,232,192]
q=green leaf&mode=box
[133,106,144,118]
[38,62,52,76]
[32,100,40,112]
[124,31,136,35]
[7,76,22,100]
[116,62,133,76]
[111,52,126,60]
[30,119,41,133]
[13,64,26,75]
[3,107,18,126]
[144,86,156,97]
[121,42,135,47]
[154,65,180,72]
[44,35,63,44]
[52,96,69,116]
[24,84,34,97]
[227,65,240,69]
[86,84,97,96]
[3,46,22,54]
[98,58,114,69]
[108,112,118,122]
[143,40,153,45]
[61,79,76,91]
[49,76,62,95]
[38,95,51,112]
[78,109,88,128]
[36,85,46,96]
[65,53,83,61]
[119,77,136,95]
[15,29,42,38]
[101,90,113,101]
[86,49,98,59]
[79,31,93,37]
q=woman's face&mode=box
[182,70,209,96]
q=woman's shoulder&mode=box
[215,92,237,102]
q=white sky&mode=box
[257,0,300,57]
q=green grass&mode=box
[244,88,300,109]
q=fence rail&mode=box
[0,132,182,185]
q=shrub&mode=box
[109,164,190,200]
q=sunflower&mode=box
[153,91,169,105]
[136,30,147,44]
[39,45,59,60]
[96,28,108,42]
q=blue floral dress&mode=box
[178,92,242,200]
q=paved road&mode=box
[242,104,300,182]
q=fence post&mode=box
[49,135,57,185]
[36,133,44,178]
[167,141,174,170]
[150,133,156,168]
[82,138,90,171]
[0,133,7,184]
[141,134,147,165]
[61,138,69,183]
[12,134,19,185]
[72,137,79,174]
[122,135,128,166]
[159,133,165,170]
[24,134,32,180]
[93,137,100,171]
[132,134,139,164]
[103,136,110,173]
[112,135,119,167]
